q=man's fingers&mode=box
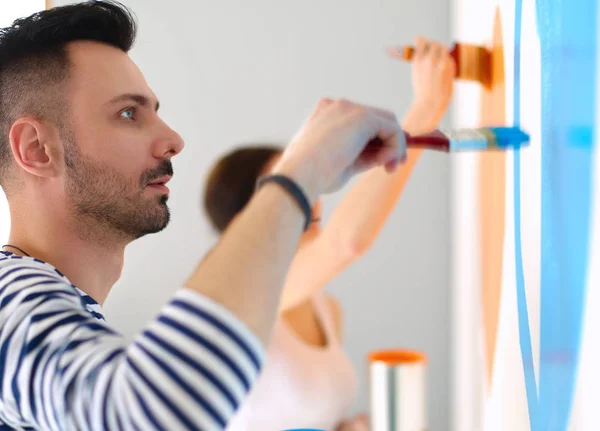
[354,112,406,170]
[359,104,398,122]
[311,97,334,119]
[374,114,406,160]
[355,134,406,175]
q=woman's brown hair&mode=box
[204,145,282,232]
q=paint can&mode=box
[368,349,427,431]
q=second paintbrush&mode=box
[364,126,529,154]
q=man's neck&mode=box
[7,205,126,305]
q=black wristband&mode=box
[256,174,312,231]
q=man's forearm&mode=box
[186,184,307,344]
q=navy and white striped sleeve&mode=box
[0,260,265,430]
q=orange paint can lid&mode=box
[368,349,427,365]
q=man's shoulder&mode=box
[0,252,70,291]
[0,252,64,274]
[0,253,85,322]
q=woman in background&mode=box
[203,37,455,431]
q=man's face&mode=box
[62,41,184,240]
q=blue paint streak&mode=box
[512,0,539,427]
[535,0,597,428]
[513,0,597,428]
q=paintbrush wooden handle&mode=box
[363,134,450,154]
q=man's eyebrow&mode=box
[106,93,160,111]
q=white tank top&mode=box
[226,292,358,431]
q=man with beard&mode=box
[0,1,405,430]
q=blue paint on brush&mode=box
[448,126,530,151]
[487,127,530,147]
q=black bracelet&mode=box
[256,174,312,231]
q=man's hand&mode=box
[336,413,369,431]
[273,98,407,199]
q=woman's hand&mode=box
[390,37,456,135]
[335,413,369,431]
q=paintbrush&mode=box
[389,43,492,89]
[363,126,529,154]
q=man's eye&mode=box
[120,108,136,120]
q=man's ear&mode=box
[9,117,62,178]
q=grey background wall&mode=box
[47,0,452,429]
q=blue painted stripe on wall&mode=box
[535,0,597,428]
[513,0,597,428]
[513,0,539,427]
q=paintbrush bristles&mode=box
[456,44,492,89]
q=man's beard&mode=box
[64,140,172,241]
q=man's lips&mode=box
[147,175,172,192]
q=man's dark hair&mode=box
[0,0,137,188]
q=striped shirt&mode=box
[0,251,265,430]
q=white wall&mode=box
[50,1,451,428]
